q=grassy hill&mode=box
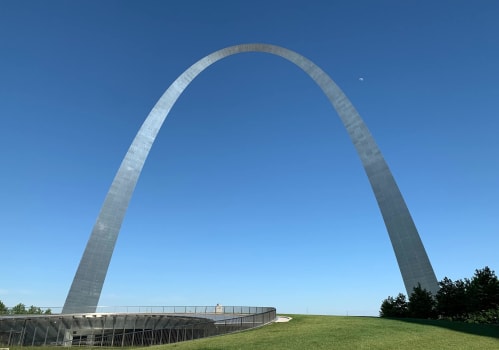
[156,314,499,350]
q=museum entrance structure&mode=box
[63,43,439,315]
[0,306,276,347]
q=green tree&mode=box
[467,266,499,313]
[436,277,468,319]
[0,300,8,315]
[382,266,499,323]
[27,305,43,314]
[380,293,408,317]
[11,303,27,314]
[408,284,436,319]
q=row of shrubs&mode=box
[380,266,499,324]
[0,301,52,315]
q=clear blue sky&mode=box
[0,1,498,316]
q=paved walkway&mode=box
[275,316,292,322]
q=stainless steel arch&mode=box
[62,43,438,314]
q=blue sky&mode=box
[0,1,498,316]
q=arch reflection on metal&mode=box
[62,44,438,314]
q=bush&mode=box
[466,308,499,325]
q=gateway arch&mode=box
[62,44,438,314]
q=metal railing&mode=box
[0,306,276,347]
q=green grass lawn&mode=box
[154,314,499,350]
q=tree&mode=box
[436,277,468,319]
[381,266,499,323]
[27,305,43,314]
[0,300,8,315]
[467,266,499,313]
[11,303,27,314]
[0,301,51,315]
[408,284,436,319]
[380,293,408,317]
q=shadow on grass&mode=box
[394,318,499,340]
